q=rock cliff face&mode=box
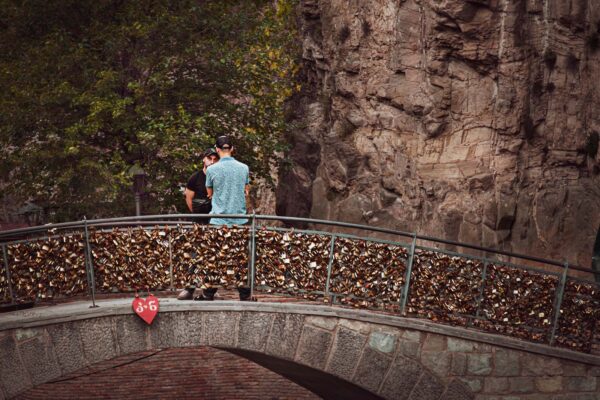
[276,0,600,267]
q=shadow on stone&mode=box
[223,347,383,400]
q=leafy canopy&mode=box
[0,0,298,221]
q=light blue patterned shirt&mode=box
[205,156,249,225]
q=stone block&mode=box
[451,353,467,375]
[353,347,392,394]
[524,395,557,400]
[295,326,333,370]
[18,331,61,385]
[0,335,31,397]
[564,376,596,392]
[204,311,238,348]
[536,377,562,392]
[265,313,304,360]
[421,350,450,378]
[484,397,520,400]
[115,315,148,355]
[369,331,397,354]
[15,328,39,342]
[448,337,475,352]
[459,377,482,393]
[408,372,445,400]
[402,330,421,342]
[326,327,367,380]
[475,343,493,352]
[398,339,420,359]
[380,356,423,400]
[552,395,599,400]
[483,377,509,393]
[493,349,520,376]
[47,322,88,374]
[561,361,588,377]
[237,312,273,352]
[150,312,190,348]
[179,311,203,346]
[521,355,562,376]
[78,317,118,363]
[508,376,535,393]
[422,333,447,351]
[467,353,492,376]
[304,315,338,331]
[338,318,371,334]
[443,379,475,400]
[148,311,202,348]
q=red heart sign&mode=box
[132,294,159,325]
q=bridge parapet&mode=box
[1,300,600,399]
[0,214,598,354]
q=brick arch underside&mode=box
[222,347,383,400]
[16,346,383,400]
[224,347,472,400]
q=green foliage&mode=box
[0,0,299,220]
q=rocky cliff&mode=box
[276,0,600,267]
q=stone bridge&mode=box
[1,299,599,400]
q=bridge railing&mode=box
[0,214,598,354]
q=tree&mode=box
[0,0,298,221]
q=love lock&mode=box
[132,292,159,325]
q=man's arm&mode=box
[205,167,214,199]
[184,188,195,212]
[245,184,251,212]
[244,166,251,211]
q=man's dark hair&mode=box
[215,135,233,150]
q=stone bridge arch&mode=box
[1,300,599,399]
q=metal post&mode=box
[249,215,257,296]
[592,225,600,283]
[549,262,569,345]
[2,244,15,304]
[83,218,98,308]
[324,235,337,298]
[134,193,141,217]
[469,260,488,328]
[168,228,174,291]
[400,234,417,315]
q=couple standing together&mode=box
[180,135,253,301]
[185,135,249,226]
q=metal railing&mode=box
[0,214,598,353]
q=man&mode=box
[205,135,249,226]
[202,135,254,301]
[177,148,219,300]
